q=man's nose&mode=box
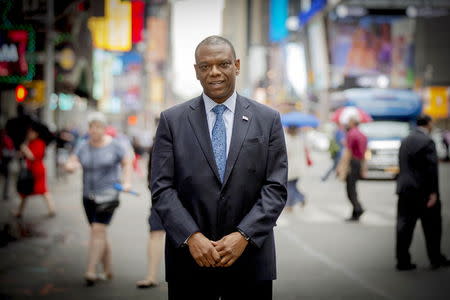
[210,65,221,76]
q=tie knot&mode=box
[212,104,227,116]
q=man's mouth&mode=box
[209,80,225,86]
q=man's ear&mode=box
[235,59,241,75]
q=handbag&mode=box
[16,159,34,195]
[305,146,313,166]
[85,189,120,214]
[95,197,120,214]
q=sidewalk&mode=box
[0,159,169,299]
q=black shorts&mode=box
[148,207,165,231]
[83,197,119,225]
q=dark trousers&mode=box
[168,279,273,300]
[286,179,305,207]
[396,194,443,265]
[346,159,364,217]
[0,159,11,200]
[322,154,340,181]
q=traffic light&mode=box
[15,85,28,102]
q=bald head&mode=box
[195,35,236,62]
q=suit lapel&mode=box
[222,95,252,187]
[188,96,222,182]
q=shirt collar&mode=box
[203,91,237,114]
[417,127,430,136]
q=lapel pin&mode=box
[242,116,249,121]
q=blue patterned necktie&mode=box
[211,104,227,182]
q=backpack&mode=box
[328,138,340,158]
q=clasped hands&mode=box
[187,232,249,268]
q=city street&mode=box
[2,0,450,299]
[1,153,449,300]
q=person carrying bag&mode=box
[16,159,34,196]
[64,112,132,286]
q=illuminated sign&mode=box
[424,86,449,119]
[132,0,145,44]
[0,26,36,83]
[269,0,288,42]
[88,0,132,52]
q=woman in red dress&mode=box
[14,124,55,218]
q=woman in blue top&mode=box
[65,112,132,286]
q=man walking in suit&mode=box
[396,114,450,271]
[151,36,287,299]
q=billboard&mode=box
[329,16,416,88]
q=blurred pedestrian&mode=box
[151,36,287,299]
[337,117,367,222]
[136,208,165,288]
[442,130,450,162]
[136,144,165,289]
[131,136,144,176]
[0,129,14,200]
[13,121,55,218]
[321,126,345,181]
[64,112,132,286]
[396,115,450,271]
[55,127,76,180]
[5,105,32,150]
[284,126,307,211]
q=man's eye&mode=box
[200,65,209,71]
[220,62,231,68]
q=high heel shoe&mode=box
[84,273,97,287]
[98,272,113,281]
[136,279,158,289]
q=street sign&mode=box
[0,26,36,83]
[24,80,45,105]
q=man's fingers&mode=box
[205,253,217,267]
[224,257,236,267]
[219,255,233,267]
[195,257,204,267]
[213,242,226,252]
[212,249,221,262]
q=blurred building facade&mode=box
[2,0,450,135]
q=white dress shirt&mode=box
[203,92,236,157]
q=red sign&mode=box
[132,0,145,44]
[0,29,29,77]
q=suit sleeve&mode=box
[237,112,288,248]
[151,112,200,248]
[423,140,439,196]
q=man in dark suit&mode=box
[151,36,287,299]
[396,114,450,271]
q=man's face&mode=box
[427,121,434,133]
[194,43,240,104]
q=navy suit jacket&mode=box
[397,128,439,199]
[151,94,287,282]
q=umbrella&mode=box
[331,106,372,125]
[30,120,55,145]
[281,112,319,128]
